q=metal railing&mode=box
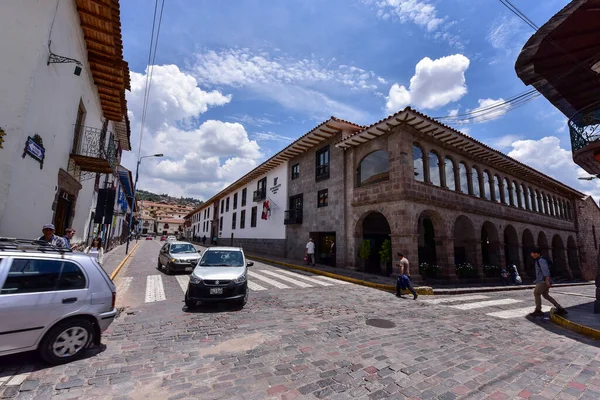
[253,187,266,202]
[568,103,600,152]
[71,125,117,168]
[284,208,303,225]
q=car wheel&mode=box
[39,319,94,365]
[185,291,196,309]
[165,263,172,275]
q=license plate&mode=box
[210,288,223,295]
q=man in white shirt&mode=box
[305,238,316,266]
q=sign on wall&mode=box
[270,176,281,194]
[22,134,45,169]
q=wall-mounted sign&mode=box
[0,128,5,149]
[22,134,45,169]
[270,176,281,194]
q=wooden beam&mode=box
[81,22,114,36]
[437,133,453,141]
[77,7,113,24]
[94,78,123,90]
[376,127,388,134]
[385,122,399,129]
[405,116,418,124]
[312,131,330,139]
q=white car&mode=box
[167,236,177,242]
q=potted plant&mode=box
[379,239,392,275]
[359,239,371,271]
[483,264,500,278]
[419,262,441,279]
[455,262,476,279]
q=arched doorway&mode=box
[567,236,582,279]
[481,222,500,267]
[362,212,391,275]
[552,235,569,280]
[453,215,476,266]
[522,229,535,277]
[504,225,520,269]
[538,232,550,259]
[418,213,438,266]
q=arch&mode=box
[537,231,550,259]
[512,181,519,207]
[551,235,569,280]
[459,162,469,194]
[504,225,520,271]
[413,144,425,182]
[444,157,457,191]
[481,221,501,267]
[529,187,537,212]
[483,171,492,200]
[566,201,572,220]
[522,229,536,277]
[472,167,481,197]
[503,178,511,205]
[418,210,443,266]
[520,183,527,209]
[357,150,389,187]
[429,151,441,186]
[361,212,392,275]
[453,215,476,266]
[493,175,501,203]
[536,190,543,213]
[567,236,582,279]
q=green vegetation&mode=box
[135,189,202,206]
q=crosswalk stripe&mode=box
[248,271,290,289]
[315,275,352,285]
[450,298,523,310]
[423,294,490,305]
[258,269,313,288]
[275,269,333,286]
[486,305,551,319]
[116,276,133,295]
[247,280,267,291]
[145,275,166,303]
[175,275,189,294]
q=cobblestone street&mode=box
[1,240,599,400]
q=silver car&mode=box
[157,241,201,275]
[185,247,253,309]
[0,238,117,365]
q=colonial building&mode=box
[0,0,132,247]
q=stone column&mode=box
[438,236,458,281]
[474,240,484,278]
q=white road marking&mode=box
[247,280,267,291]
[145,275,166,302]
[0,371,17,384]
[259,269,313,288]
[175,275,189,294]
[450,298,523,310]
[116,276,133,295]
[315,275,352,285]
[6,365,34,386]
[422,295,490,305]
[486,305,551,319]
[275,269,333,286]
[248,271,290,289]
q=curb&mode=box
[550,308,600,340]
[247,254,434,296]
[109,241,140,280]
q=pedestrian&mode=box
[529,247,567,317]
[396,253,417,300]
[508,261,520,285]
[84,237,104,265]
[329,240,336,267]
[62,228,75,250]
[305,238,316,266]
[212,236,217,245]
[500,267,509,285]
[37,224,68,248]
[202,235,206,245]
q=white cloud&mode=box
[492,134,521,150]
[385,54,470,113]
[367,0,444,31]
[253,132,294,142]
[466,98,510,123]
[487,16,523,50]
[229,114,279,127]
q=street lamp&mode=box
[578,176,597,181]
[125,153,164,254]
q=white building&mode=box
[191,203,215,241]
[0,0,131,246]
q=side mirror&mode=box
[246,261,254,267]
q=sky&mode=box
[118,0,600,202]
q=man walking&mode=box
[305,238,316,266]
[529,247,567,317]
[396,253,417,300]
[63,228,75,250]
[37,224,67,248]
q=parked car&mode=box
[167,236,177,242]
[160,236,167,241]
[184,247,253,309]
[0,238,117,364]
[157,241,201,275]
[145,235,154,240]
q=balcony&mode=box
[284,209,303,225]
[253,187,266,202]
[316,164,329,181]
[569,105,600,175]
[69,125,116,174]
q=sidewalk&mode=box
[550,302,600,340]
[99,240,139,278]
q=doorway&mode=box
[310,232,336,266]
[54,190,74,235]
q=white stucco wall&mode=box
[218,163,288,240]
[0,1,109,240]
[192,203,214,238]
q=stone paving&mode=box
[1,241,600,399]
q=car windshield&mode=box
[198,250,244,267]
[170,244,196,254]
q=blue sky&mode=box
[119,0,600,201]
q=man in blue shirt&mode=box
[529,247,567,317]
[63,228,75,250]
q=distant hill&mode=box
[136,189,203,207]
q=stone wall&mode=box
[575,196,600,280]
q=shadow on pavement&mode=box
[183,303,244,314]
[525,307,600,348]
[0,344,107,371]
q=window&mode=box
[72,100,86,153]
[207,207,210,218]
[285,194,304,225]
[316,146,330,181]
[292,163,300,180]
[483,171,491,200]
[540,193,547,214]
[357,151,389,187]
[472,168,481,197]
[444,157,456,191]
[459,163,469,193]
[530,188,537,212]
[251,206,258,227]
[318,189,328,208]
[219,216,223,231]
[241,189,247,207]
[2,259,62,294]
[254,178,267,202]
[413,145,425,182]
[226,197,230,212]
[274,177,278,186]
[521,184,529,209]
[513,181,519,207]
[594,226,598,249]
[492,175,501,203]
[240,210,246,229]
[429,151,441,186]
[233,193,238,210]
[232,212,236,230]
[221,199,224,214]
[503,179,510,205]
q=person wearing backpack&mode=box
[529,247,567,317]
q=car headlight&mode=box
[189,274,202,284]
[171,258,182,263]
[233,274,246,284]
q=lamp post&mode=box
[125,153,163,254]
